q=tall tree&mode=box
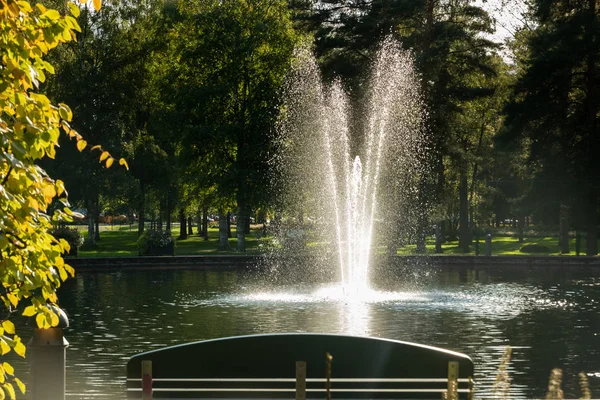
[504,0,600,254]
[174,0,298,252]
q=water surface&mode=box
[17,265,600,399]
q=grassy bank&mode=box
[72,225,595,257]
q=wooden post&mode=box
[296,361,306,400]
[142,360,152,400]
[447,361,458,400]
[325,353,333,400]
[468,376,474,400]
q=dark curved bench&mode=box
[126,333,474,399]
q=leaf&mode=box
[105,158,114,168]
[1,322,14,336]
[2,363,13,376]
[15,378,25,394]
[76,139,87,152]
[0,341,9,356]
[119,158,129,170]
[13,341,25,358]
[93,0,102,11]
[4,382,15,400]
[35,314,45,329]
[58,104,72,121]
[5,295,17,309]
[68,2,80,17]
[42,9,61,20]
[14,378,25,395]
[99,151,110,162]
[90,145,102,151]
[22,306,36,317]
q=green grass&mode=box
[395,235,591,256]
[73,225,596,257]
[77,226,270,257]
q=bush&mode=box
[50,227,84,256]
[519,243,551,253]
[137,230,175,256]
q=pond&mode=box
[17,265,600,399]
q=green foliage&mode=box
[137,230,175,256]
[0,0,127,395]
[50,226,84,255]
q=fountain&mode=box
[276,38,427,295]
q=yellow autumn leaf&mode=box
[105,158,114,168]
[35,313,45,329]
[76,139,87,152]
[0,341,10,356]
[5,294,17,308]
[90,144,102,151]
[93,0,102,11]
[100,151,109,161]
[119,158,129,170]
[43,184,56,201]
[13,341,25,358]
[2,363,14,376]
[4,382,15,400]
[14,378,25,395]
[22,306,36,317]
[1,321,15,335]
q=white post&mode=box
[28,308,69,400]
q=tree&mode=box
[503,0,600,254]
[173,0,298,252]
[0,0,127,394]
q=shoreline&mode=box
[65,254,600,271]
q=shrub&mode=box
[519,243,551,253]
[137,230,175,256]
[50,227,84,256]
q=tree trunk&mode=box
[458,169,470,253]
[236,205,246,252]
[94,195,100,242]
[138,182,145,236]
[158,198,164,231]
[227,212,232,238]
[87,198,95,244]
[559,204,570,253]
[218,209,230,250]
[178,208,187,240]
[203,206,209,241]
[518,210,525,243]
[165,190,172,233]
[188,216,193,235]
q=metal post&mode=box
[295,361,306,400]
[447,361,458,400]
[28,307,69,400]
[142,360,152,400]
[485,234,492,256]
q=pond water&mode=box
[15,265,600,399]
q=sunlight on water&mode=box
[238,284,430,304]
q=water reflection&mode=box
[10,267,598,399]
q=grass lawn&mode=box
[77,226,270,257]
[396,235,589,256]
[73,225,595,257]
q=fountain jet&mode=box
[277,38,427,297]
